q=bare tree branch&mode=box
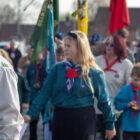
[23,0,35,12]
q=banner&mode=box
[46,7,56,73]
[108,0,130,35]
[30,0,51,62]
[77,0,88,35]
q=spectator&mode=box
[7,39,22,72]
[116,28,135,63]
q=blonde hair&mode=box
[0,49,12,64]
[131,63,140,77]
[65,30,101,93]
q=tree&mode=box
[71,0,109,21]
[88,0,108,21]
[0,0,41,39]
[0,4,16,26]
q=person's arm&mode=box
[94,70,116,140]
[124,59,133,84]
[0,67,23,139]
[94,71,116,130]
[25,65,56,120]
[114,87,130,111]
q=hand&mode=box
[105,129,116,140]
[128,101,137,108]
[22,103,29,110]
[23,115,31,123]
[34,83,40,89]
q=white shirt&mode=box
[95,55,133,113]
[0,56,23,140]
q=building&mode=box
[0,7,140,42]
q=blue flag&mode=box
[46,7,56,73]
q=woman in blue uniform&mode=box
[24,30,116,140]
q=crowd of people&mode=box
[0,28,140,140]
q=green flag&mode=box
[53,0,59,35]
[30,0,51,62]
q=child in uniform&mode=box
[114,63,140,140]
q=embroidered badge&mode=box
[115,73,119,78]
[1,62,8,68]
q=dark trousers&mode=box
[52,106,96,140]
[29,119,39,140]
[96,114,122,140]
[29,106,44,140]
[123,132,140,140]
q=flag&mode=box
[108,0,130,35]
[77,0,88,35]
[53,0,59,35]
[45,7,56,131]
[46,7,56,73]
[30,0,51,62]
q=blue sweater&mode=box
[114,84,140,132]
[27,62,116,130]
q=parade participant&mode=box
[17,72,30,112]
[43,43,65,140]
[95,35,133,140]
[18,46,33,76]
[0,55,23,140]
[56,44,65,62]
[24,30,116,140]
[114,63,140,140]
[26,52,47,140]
[0,49,30,112]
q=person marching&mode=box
[26,52,47,140]
[114,63,140,140]
[0,54,23,140]
[95,35,133,140]
[24,30,116,140]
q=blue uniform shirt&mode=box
[27,61,116,130]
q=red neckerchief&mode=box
[34,63,42,84]
[103,55,118,73]
[131,83,140,119]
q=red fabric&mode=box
[108,0,130,35]
[131,83,140,119]
[66,68,78,79]
[34,63,42,84]
[103,55,118,73]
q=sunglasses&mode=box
[105,42,114,47]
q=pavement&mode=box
[22,117,44,140]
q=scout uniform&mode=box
[0,55,23,140]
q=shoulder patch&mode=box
[1,62,9,68]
